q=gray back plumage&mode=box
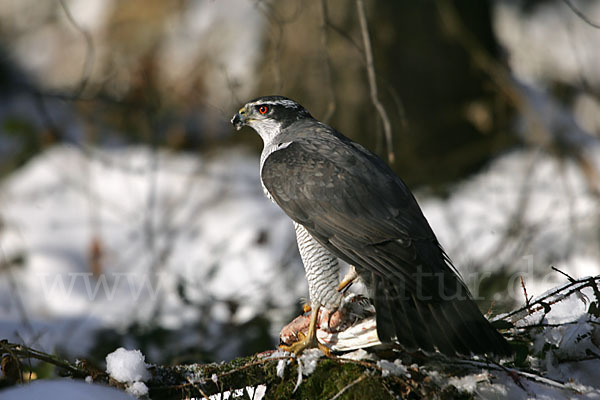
[261,117,512,357]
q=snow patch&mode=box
[106,348,151,383]
[0,379,135,400]
[377,359,410,378]
[493,1,600,87]
[447,372,489,393]
[419,147,600,301]
[125,381,149,397]
[0,145,304,360]
[502,278,600,389]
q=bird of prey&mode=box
[231,96,512,357]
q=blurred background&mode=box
[0,0,599,368]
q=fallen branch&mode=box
[1,276,598,398]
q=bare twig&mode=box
[448,358,581,393]
[329,356,417,393]
[520,276,531,310]
[435,1,550,150]
[485,300,497,318]
[436,0,600,197]
[355,0,394,164]
[515,319,600,330]
[551,266,576,283]
[185,376,211,400]
[387,86,409,137]
[481,150,541,264]
[555,159,580,257]
[0,342,88,377]
[326,22,365,60]
[0,248,34,338]
[254,1,303,93]
[501,276,600,320]
[564,15,595,93]
[271,23,284,92]
[319,0,336,123]
[587,276,600,306]
[561,0,600,29]
[58,0,95,97]
[328,373,367,400]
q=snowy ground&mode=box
[0,380,136,400]
[0,142,598,366]
[426,278,600,399]
[492,0,600,146]
[0,1,598,398]
[421,146,600,300]
[0,145,306,361]
[493,0,600,90]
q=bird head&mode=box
[231,96,312,143]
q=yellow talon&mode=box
[317,342,332,357]
[279,304,321,355]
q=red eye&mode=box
[258,105,268,114]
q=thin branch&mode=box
[435,1,551,150]
[319,0,336,123]
[326,22,365,60]
[58,0,95,97]
[436,4,600,196]
[482,150,540,264]
[564,15,596,93]
[185,376,211,400]
[0,252,34,337]
[254,1,303,93]
[328,373,367,400]
[0,342,88,377]
[485,300,497,318]
[515,319,600,330]
[501,276,600,320]
[387,86,409,137]
[551,266,576,283]
[561,0,600,29]
[520,276,531,310]
[329,356,417,393]
[355,0,394,164]
[447,358,580,393]
[271,23,284,92]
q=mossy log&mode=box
[2,276,598,399]
[146,352,468,400]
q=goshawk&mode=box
[231,96,512,357]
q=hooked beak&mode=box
[231,107,247,131]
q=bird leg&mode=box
[280,303,318,355]
[337,265,358,292]
[280,303,331,355]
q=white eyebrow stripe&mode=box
[247,99,299,108]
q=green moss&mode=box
[286,360,389,399]
[149,355,432,399]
